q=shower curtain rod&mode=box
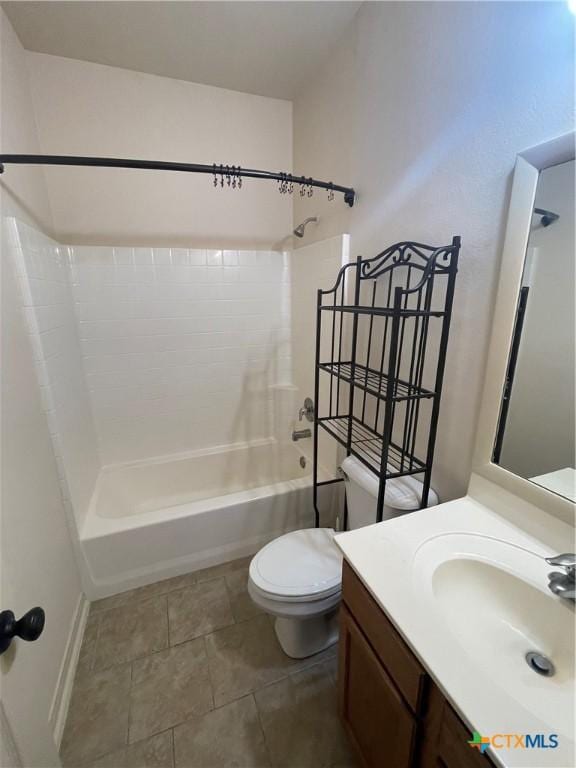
[0,154,356,207]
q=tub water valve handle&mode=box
[299,398,315,423]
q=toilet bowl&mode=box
[248,457,438,658]
[248,527,342,658]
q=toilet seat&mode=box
[249,527,342,603]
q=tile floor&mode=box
[61,557,357,768]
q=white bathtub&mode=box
[80,439,325,598]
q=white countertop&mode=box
[335,479,575,768]
[529,468,576,504]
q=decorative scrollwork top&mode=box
[359,241,456,282]
[317,239,459,305]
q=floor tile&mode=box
[94,596,169,671]
[167,578,234,645]
[91,592,135,615]
[174,695,270,768]
[64,555,345,768]
[194,556,252,583]
[89,558,251,615]
[254,660,356,768]
[86,731,174,768]
[129,637,213,743]
[60,663,131,766]
[225,567,263,623]
[91,573,198,614]
[205,615,306,707]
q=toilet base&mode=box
[273,608,339,659]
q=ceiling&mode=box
[3,1,361,100]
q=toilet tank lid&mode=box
[340,456,438,510]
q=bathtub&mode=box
[80,439,327,598]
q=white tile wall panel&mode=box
[11,223,295,484]
[70,246,292,464]
[8,219,101,527]
[289,235,350,471]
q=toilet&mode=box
[248,456,438,658]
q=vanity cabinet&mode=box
[338,561,493,768]
[338,606,417,767]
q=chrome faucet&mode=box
[292,428,311,441]
[546,553,575,601]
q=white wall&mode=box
[292,33,353,244]
[69,245,291,464]
[26,53,293,249]
[0,11,83,764]
[0,18,53,233]
[293,1,575,501]
[501,160,575,478]
[9,220,100,528]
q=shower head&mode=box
[534,207,559,227]
[293,217,318,238]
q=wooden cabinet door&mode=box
[341,561,427,713]
[338,605,416,768]
[419,686,493,768]
[434,704,494,768]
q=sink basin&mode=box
[413,534,575,738]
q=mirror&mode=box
[493,159,575,502]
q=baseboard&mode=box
[48,593,89,749]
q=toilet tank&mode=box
[341,456,439,530]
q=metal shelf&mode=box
[317,415,427,478]
[312,238,461,527]
[320,304,445,318]
[318,361,434,403]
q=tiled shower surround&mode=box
[8,220,100,525]
[10,219,292,518]
[70,246,291,464]
[10,217,346,599]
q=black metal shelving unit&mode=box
[312,238,460,528]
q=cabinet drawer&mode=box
[341,560,427,713]
[339,605,417,768]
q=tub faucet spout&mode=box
[292,428,311,441]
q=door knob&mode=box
[0,607,45,655]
